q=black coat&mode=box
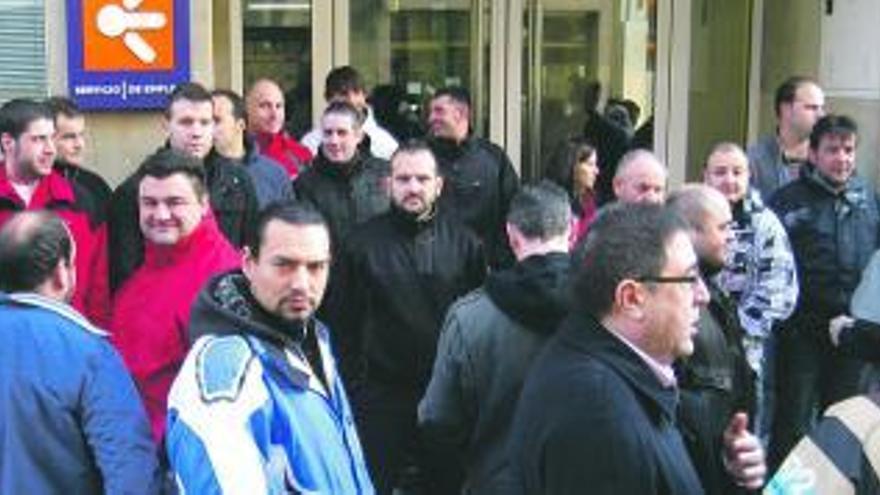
[429,136,519,269]
[107,148,259,292]
[330,206,487,393]
[676,276,755,495]
[509,312,705,495]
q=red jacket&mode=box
[0,166,100,317]
[253,130,312,179]
[110,215,240,442]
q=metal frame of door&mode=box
[313,0,760,185]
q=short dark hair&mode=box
[545,138,596,197]
[165,82,213,118]
[136,148,207,199]
[573,203,688,318]
[432,86,472,110]
[322,100,364,128]
[247,201,329,258]
[507,180,571,240]
[0,211,72,292]
[774,76,817,117]
[324,66,366,100]
[211,89,246,122]
[390,139,438,175]
[809,114,858,151]
[45,96,82,121]
[0,98,54,141]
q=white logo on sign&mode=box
[96,0,166,64]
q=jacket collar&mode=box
[558,312,680,422]
[0,165,76,208]
[0,292,107,336]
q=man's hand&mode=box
[829,315,855,346]
[723,412,766,490]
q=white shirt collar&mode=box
[607,326,677,388]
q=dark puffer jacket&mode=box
[418,252,571,494]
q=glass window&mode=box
[523,0,657,181]
[0,0,46,102]
[350,0,491,142]
[242,0,312,136]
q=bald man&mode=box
[612,149,667,204]
[668,184,763,494]
[246,78,313,178]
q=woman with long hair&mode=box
[545,138,599,247]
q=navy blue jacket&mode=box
[509,312,704,495]
[0,293,159,494]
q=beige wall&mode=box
[47,1,223,188]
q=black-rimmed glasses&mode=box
[636,274,703,289]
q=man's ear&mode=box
[615,279,646,320]
[435,175,444,196]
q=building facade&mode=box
[2,0,878,187]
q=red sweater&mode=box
[0,166,100,317]
[253,130,312,179]
[110,215,240,442]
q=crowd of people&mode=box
[1,68,878,494]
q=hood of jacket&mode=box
[188,270,310,347]
[484,252,571,333]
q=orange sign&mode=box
[82,0,175,72]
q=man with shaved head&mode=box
[246,78,313,178]
[667,185,764,494]
[612,149,667,204]
[0,211,159,494]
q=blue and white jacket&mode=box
[166,271,374,494]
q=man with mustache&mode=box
[166,201,374,494]
[334,141,486,494]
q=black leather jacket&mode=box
[770,165,880,318]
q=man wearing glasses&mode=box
[509,203,765,494]
[668,185,761,494]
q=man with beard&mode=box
[166,202,373,494]
[426,86,518,268]
[419,181,573,494]
[335,141,486,494]
[667,185,762,494]
[0,98,101,319]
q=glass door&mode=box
[348,0,492,142]
[520,0,658,181]
[241,0,313,137]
